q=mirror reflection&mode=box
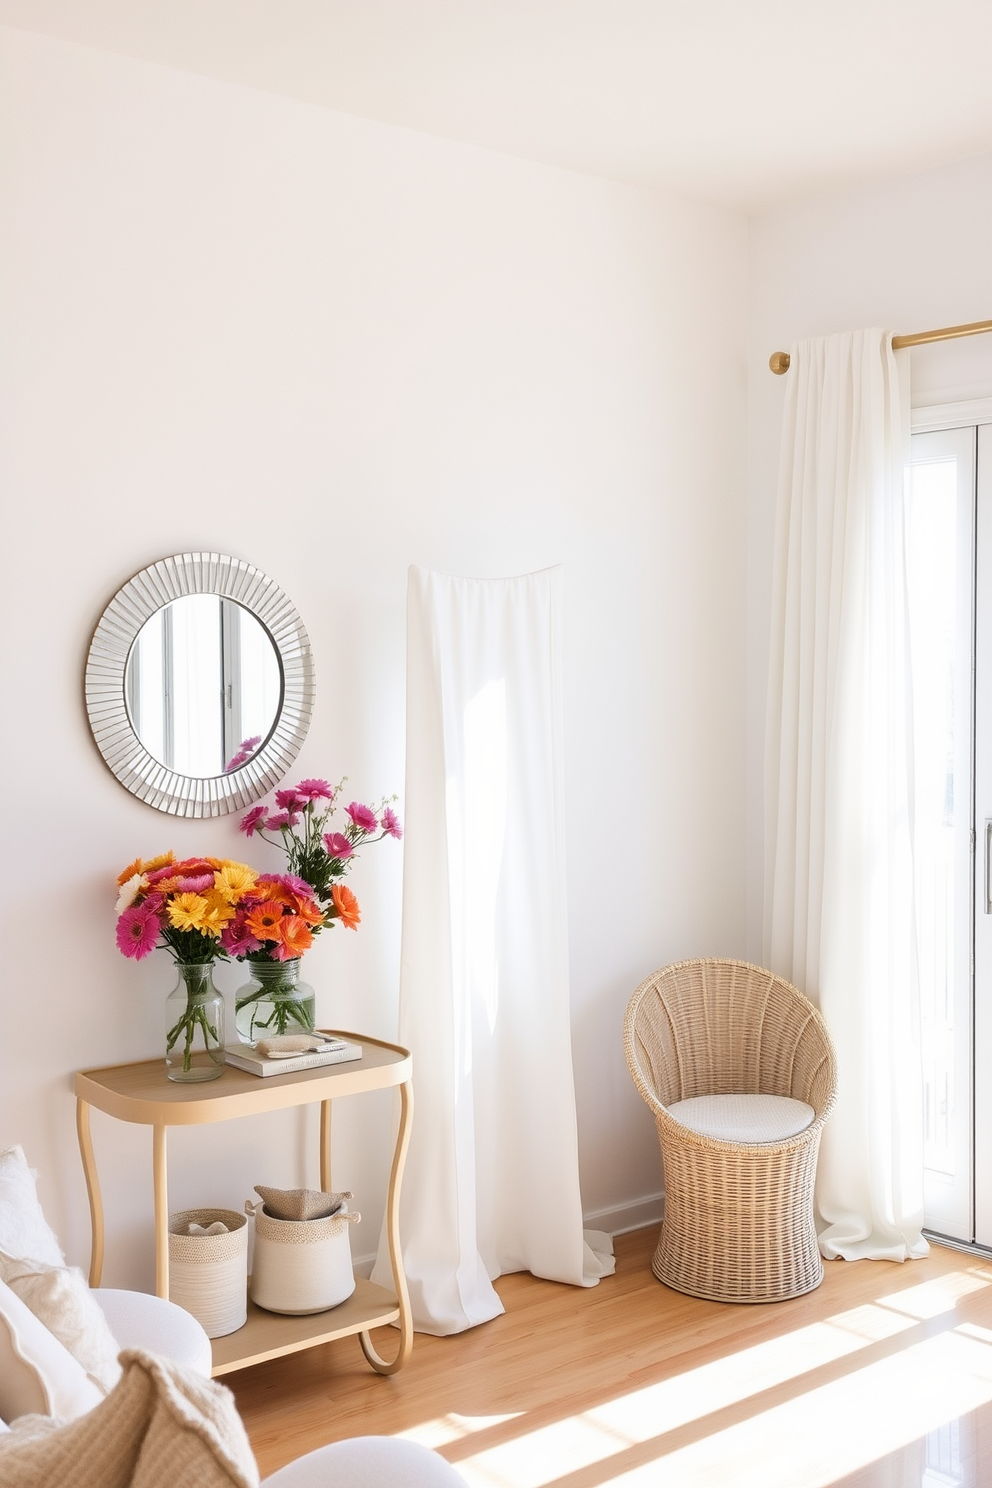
[125,594,282,779]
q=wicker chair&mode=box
[623,957,837,1304]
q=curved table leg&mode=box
[319,1099,332,1192]
[76,1100,105,1288]
[153,1124,169,1299]
[360,1079,414,1375]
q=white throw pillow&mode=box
[0,1275,104,1422]
[0,1253,122,1395]
[0,1146,64,1267]
[667,1092,815,1144]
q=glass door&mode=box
[975,422,992,1248]
[908,420,991,1248]
[907,426,976,1242]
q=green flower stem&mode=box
[234,986,315,1040]
[166,997,221,1072]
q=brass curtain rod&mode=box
[768,318,992,375]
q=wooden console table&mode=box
[74,1031,413,1377]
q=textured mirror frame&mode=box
[85,552,315,817]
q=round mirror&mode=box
[125,595,282,778]
[86,553,315,817]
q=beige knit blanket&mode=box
[0,1349,259,1488]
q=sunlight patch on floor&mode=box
[596,1325,992,1488]
[442,1304,914,1486]
[874,1270,992,1322]
[447,1273,992,1488]
[397,1413,525,1450]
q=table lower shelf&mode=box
[210,1277,400,1376]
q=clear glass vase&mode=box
[165,963,225,1082]
[234,958,316,1046]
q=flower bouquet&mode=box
[223,873,325,1043]
[235,777,401,1043]
[115,853,260,1080]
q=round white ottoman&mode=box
[92,1289,213,1377]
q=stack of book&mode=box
[224,1037,363,1077]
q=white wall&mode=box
[746,154,992,954]
[0,26,748,1284]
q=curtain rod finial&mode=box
[769,351,791,375]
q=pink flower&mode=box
[240,806,269,837]
[275,788,306,811]
[267,811,301,831]
[323,832,353,861]
[220,913,262,957]
[267,873,318,902]
[381,807,403,840]
[116,904,161,960]
[226,736,262,771]
[345,802,378,834]
[176,874,215,894]
[296,778,334,801]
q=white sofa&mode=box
[0,1147,463,1487]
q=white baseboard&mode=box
[350,1193,664,1278]
[584,1192,664,1237]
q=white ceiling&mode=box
[3,0,991,211]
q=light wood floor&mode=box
[230,1227,992,1486]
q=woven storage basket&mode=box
[168,1207,248,1338]
[249,1199,359,1316]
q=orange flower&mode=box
[331,883,361,931]
[274,916,314,958]
[256,880,297,908]
[173,857,216,876]
[148,876,183,896]
[244,899,287,942]
[295,897,324,927]
[118,851,173,885]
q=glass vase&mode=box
[234,958,316,1047]
[165,963,225,1082]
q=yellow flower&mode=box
[199,889,237,937]
[167,893,209,932]
[213,862,258,901]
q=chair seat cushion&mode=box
[667,1093,815,1144]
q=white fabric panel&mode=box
[668,1094,815,1144]
[372,566,612,1335]
[764,328,928,1262]
[93,1289,213,1378]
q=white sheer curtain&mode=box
[372,565,613,1335]
[764,328,929,1262]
